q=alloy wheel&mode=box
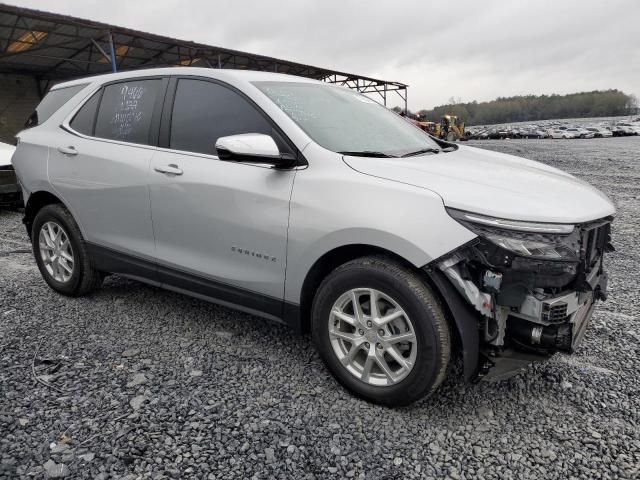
[328,288,418,386]
[39,221,74,283]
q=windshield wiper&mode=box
[401,148,440,158]
[338,151,398,158]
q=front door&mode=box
[148,78,296,317]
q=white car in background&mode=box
[0,141,14,167]
[565,128,594,139]
[614,123,639,136]
[0,141,22,208]
[548,129,577,139]
[585,127,613,138]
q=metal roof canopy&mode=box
[0,3,407,108]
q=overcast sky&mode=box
[15,0,640,109]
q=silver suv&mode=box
[12,68,614,406]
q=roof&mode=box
[0,3,408,104]
[51,67,323,90]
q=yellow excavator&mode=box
[418,115,466,141]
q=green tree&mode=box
[418,90,635,125]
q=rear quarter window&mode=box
[24,84,87,128]
[69,91,101,136]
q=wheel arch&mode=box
[291,244,417,334]
[23,190,66,239]
[288,243,478,381]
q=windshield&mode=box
[254,81,440,157]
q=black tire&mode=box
[311,256,450,407]
[31,203,103,296]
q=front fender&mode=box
[285,227,430,306]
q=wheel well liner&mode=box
[424,268,480,381]
[23,191,63,238]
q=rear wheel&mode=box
[32,204,103,296]
[311,256,450,406]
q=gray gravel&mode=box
[1,137,639,479]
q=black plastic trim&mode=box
[87,242,158,282]
[155,262,282,319]
[86,242,301,326]
[283,301,303,333]
[424,267,481,381]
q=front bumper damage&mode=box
[426,217,613,381]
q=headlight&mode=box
[447,208,580,260]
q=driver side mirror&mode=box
[215,133,296,168]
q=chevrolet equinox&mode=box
[12,68,615,406]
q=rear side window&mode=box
[25,84,86,128]
[69,91,101,136]
[169,79,277,155]
[94,80,162,145]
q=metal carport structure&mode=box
[0,3,408,105]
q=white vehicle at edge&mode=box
[0,141,14,167]
[615,123,639,135]
[0,141,21,208]
[11,68,615,406]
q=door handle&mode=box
[57,146,78,156]
[154,164,183,175]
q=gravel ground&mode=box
[1,137,639,479]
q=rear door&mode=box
[148,77,296,315]
[50,77,167,263]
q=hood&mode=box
[343,145,615,224]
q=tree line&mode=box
[411,90,638,126]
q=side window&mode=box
[170,79,284,156]
[94,79,162,145]
[69,91,101,136]
[25,84,86,128]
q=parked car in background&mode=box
[0,141,22,209]
[522,127,548,139]
[585,127,613,138]
[12,68,615,406]
[565,128,593,139]
[548,129,576,139]
[613,123,639,136]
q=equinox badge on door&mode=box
[231,246,277,262]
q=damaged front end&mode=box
[426,208,613,381]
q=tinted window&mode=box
[25,84,86,128]
[94,80,162,145]
[69,91,101,136]
[170,79,275,155]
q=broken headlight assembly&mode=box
[446,208,579,261]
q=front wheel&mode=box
[311,256,451,406]
[32,203,103,296]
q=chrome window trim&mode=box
[50,82,90,92]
